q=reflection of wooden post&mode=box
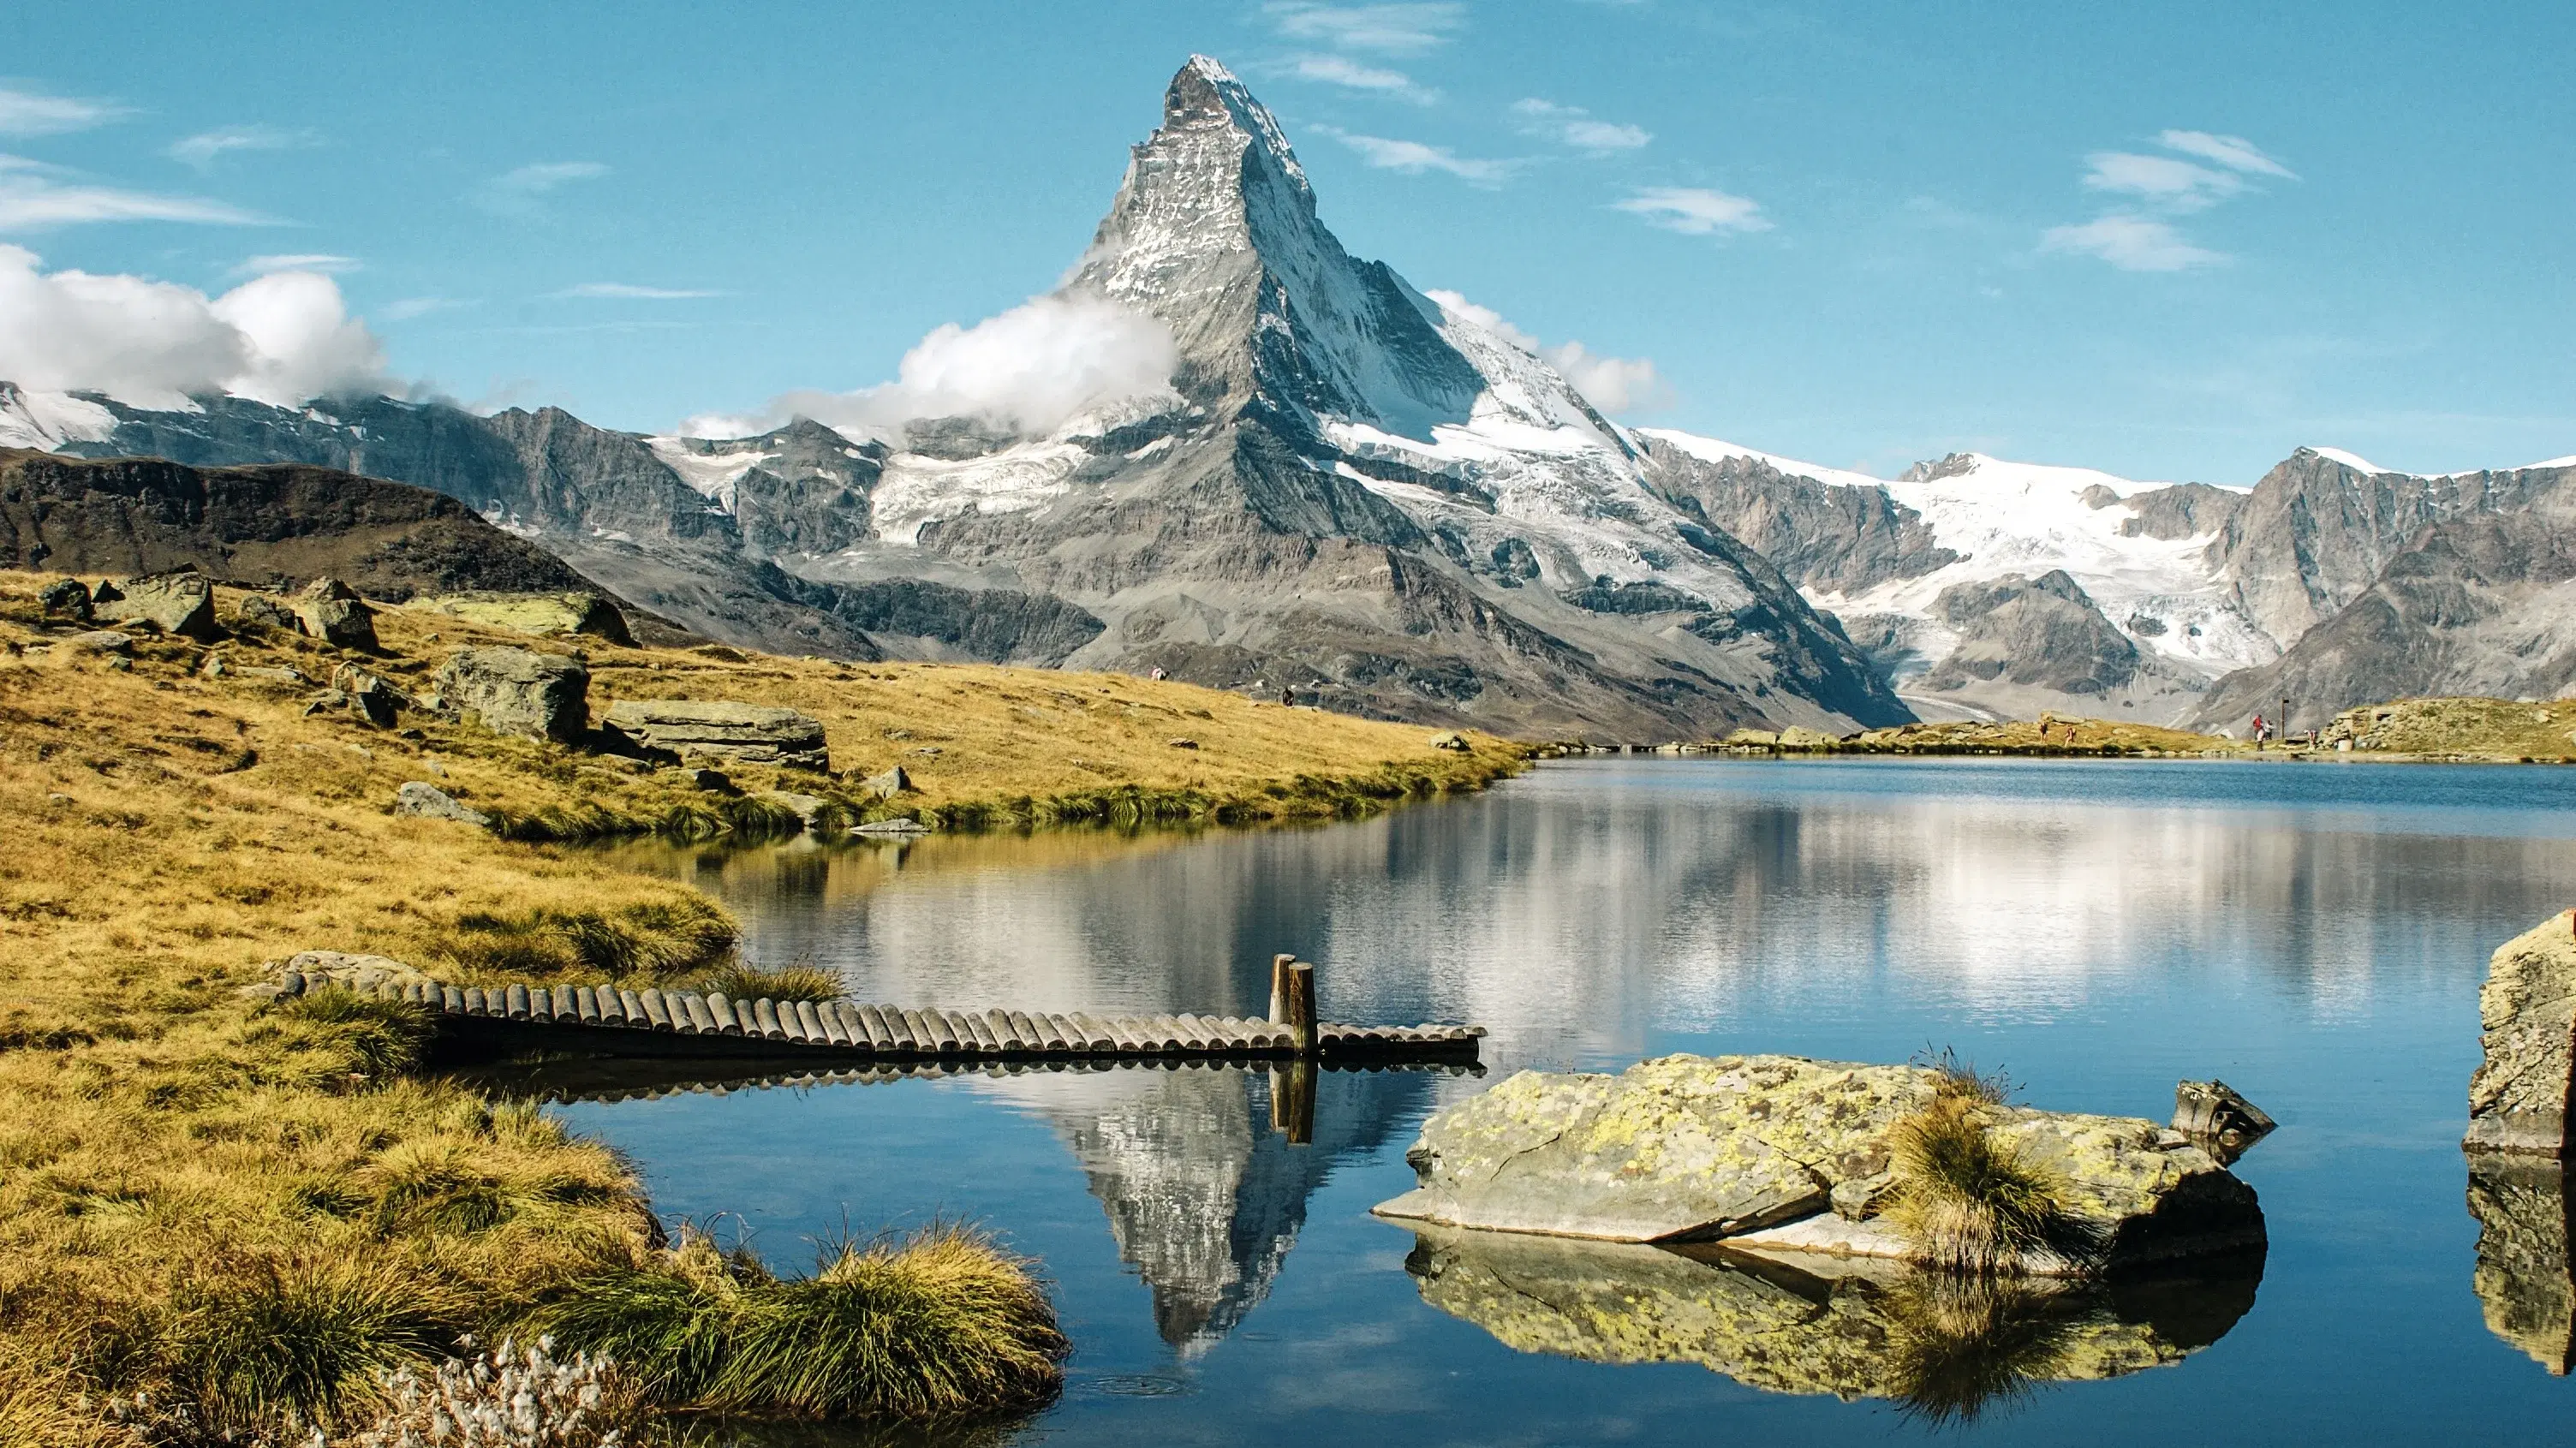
[1269,953,1315,1054]
[1270,1058,1315,1145]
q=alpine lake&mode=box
[504,758,2576,1445]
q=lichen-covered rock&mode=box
[2466,1155,2576,1374]
[2467,913,2576,1154]
[95,570,218,641]
[1404,1226,2258,1403]
[403,590,633,645]
[603,698,830,771]
[295,576,379,651]
[1376,1057,1937,1242]
[242,950,434,1001]
[435,646,589,741]
[1374,1054,2263,1269]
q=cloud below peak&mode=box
[689,293,1178,442]
[0,246,392,408]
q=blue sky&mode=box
[6,0,2571,481]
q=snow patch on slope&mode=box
[645,436,772,514]
[0,384,119,450]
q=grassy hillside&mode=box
[0,568,1518,1443]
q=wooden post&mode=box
[1270,1057,1315,1145]
[1270,953,1315,1054]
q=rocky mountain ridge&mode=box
[3,56,2566,736]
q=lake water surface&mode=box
[558,759,2576,1445]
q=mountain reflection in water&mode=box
[978,1065,1428,1351]
[1404,1227,2265,1421]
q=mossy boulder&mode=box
[1374,1054,2263,1271]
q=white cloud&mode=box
[0,87,125,137]
[2081,152,2241,212]
[1511,98,1650,153]
[0,245,391,408]
[554,282,724,299]
[1266,2,1464,53]
[2040,214,2225,271]
[2157,129,2296,178]
[1315,127,1514,185]
[170,125,318,170]
[235,253,360,277]
[0,154,268,229]
[474,160,608,216]
[1613,186,1768,235]
[1285,53,1435,103]
[2047,128,2290,271]
[381,296,466,321]
[1427,289,1673,415]
[692,292,1178,440]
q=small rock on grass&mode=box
[863,765,912,799]
[393,780,490,827]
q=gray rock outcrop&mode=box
[393,780,489,826]
[94,570,218,641]
[602,699,829,771]
[1374,1054,2264,1272]
[294,576,377,650]
[2466,912,2576,1155]
[435,646,589,742]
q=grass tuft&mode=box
[692,959,845,1004]
[532,1225,1069,1422]
[271,989,434,1079]
[157,1253,459,1438]
[1881,1093,2087,1277]
[438,898,737,983]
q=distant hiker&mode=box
[2251,712,2268,744]
[1280,684,1295,707]
[1149,666,1166,681]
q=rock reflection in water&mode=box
[2466,1155,2576,1374]
[1404,1227,2263,1419]
[982,1064,1431,1353]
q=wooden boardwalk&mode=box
[279,967,1484,1064]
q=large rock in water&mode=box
[1374,1054,2263,1272]
[602,699,830,771]
[435,646,589,742]
[2466,913,2576,1155]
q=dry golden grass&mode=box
[1834,715,2243,756]
[0,566,1518,1439]
[2329,695,2576,761]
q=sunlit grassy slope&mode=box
[0,567,1516,1441]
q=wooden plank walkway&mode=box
[277,969,1485,1063]
[448,1055,1486,1107]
